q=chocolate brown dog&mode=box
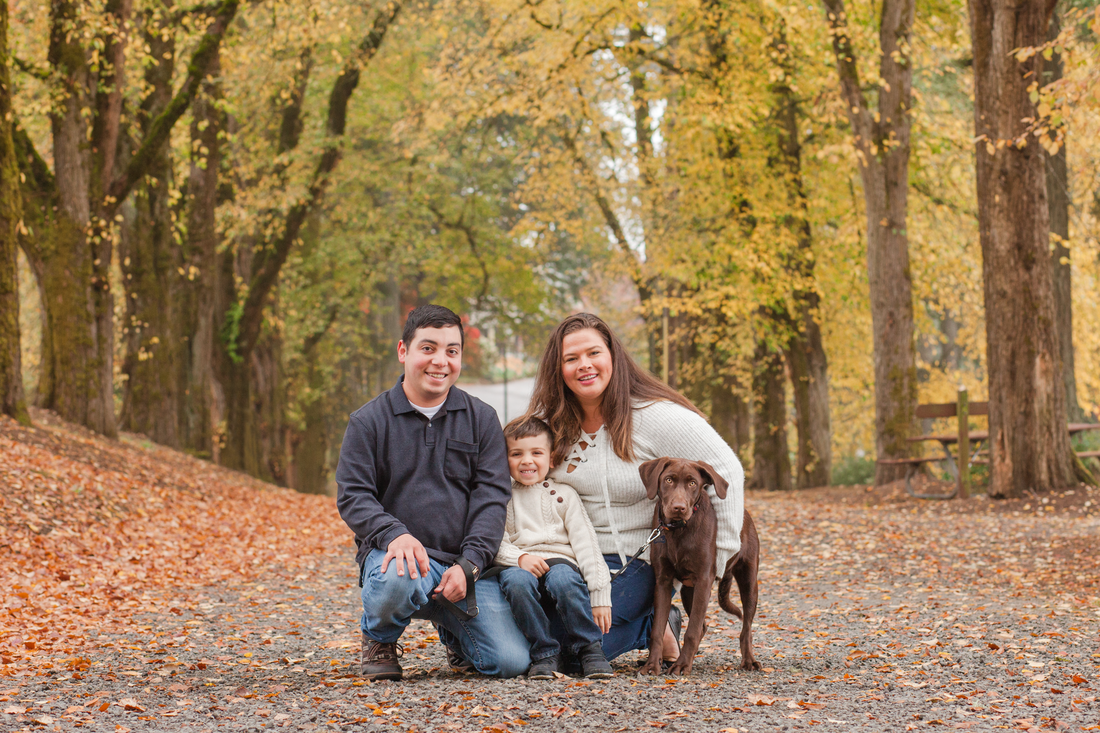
[638,457,761,675]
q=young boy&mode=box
[495,416,613,679]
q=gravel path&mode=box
[3,485,1099,733]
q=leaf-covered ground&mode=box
[2,411,1098,732]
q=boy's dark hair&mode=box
[401,304,464,348]
[503,415,552,445]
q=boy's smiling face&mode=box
[507,433,552,486]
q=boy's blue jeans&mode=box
[359,549,530,678]
[498,564,603,661]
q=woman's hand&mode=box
[518,554,550,577]
[592,606,611,635]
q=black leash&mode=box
[610,527,664,582]
[611,501,702,582]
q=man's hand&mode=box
[593,606,611,635]
[517,553,550,578]
[433,565,467,602]
[382,533,430,579]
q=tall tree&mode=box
[771,21,832,489]
[750,327,792,491]
[969,0,1075,497]
[0,0,28,424]
[17,0,239,438]
[178,61,227,460]
[119,0,181,445]
[822,0,918,484]
[1043,6,1082,421]
[218,2,402,473]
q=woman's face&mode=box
[561,328,614,407]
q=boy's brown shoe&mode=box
[361,633,403,680]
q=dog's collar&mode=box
[659,502,701,531]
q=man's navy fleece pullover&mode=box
[335,378,511,573]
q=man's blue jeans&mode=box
[498,564,603,661]
[359,549,530,678]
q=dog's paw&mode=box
[638,658,664,676]
[740,656,762,671]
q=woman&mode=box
[527,313,745,662]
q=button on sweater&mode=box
[494,478,612,608]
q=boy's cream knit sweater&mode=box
[547,400,745,576]
[494,478,612,608]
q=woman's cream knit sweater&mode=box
[547,400,745,577]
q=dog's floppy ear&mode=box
[639,458,672,500]
[694,461,728,499]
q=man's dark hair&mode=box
[503,415,552,446]
[401,304,465,348]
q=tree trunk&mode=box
[118,176,181,445]
[221,355,261,474]
[823,0,918,485]
[750,336,791,491]
[772,26,832,488]
[39,0,116,436]
[969,0,1075,497]
[119,6,179,443]
[710,375,751,459]
[291,357,330,494]
[1043,8,1081,421]
[178,59,226,459]
[788,323,831,488]
[0,0,28,424]
[252,329,285,485]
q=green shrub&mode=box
[831,455,876,486]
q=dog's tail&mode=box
[717,555,743,619]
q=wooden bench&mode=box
[879,388,1100,499]
[877,392,990,500]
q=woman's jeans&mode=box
[498,564,603,661]
[601,553,657,660]
[359,549,530,678]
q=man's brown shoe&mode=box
[361,633,403,680]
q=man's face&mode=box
[398,325,463,407]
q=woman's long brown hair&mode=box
[528,313,703,466]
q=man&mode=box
[336,304,530,680]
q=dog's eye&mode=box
[665,476,673,483]
[688,480,696,486]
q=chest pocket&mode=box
[444,439,479,483]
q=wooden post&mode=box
[957,385,970,499]
[662,307,670,385]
